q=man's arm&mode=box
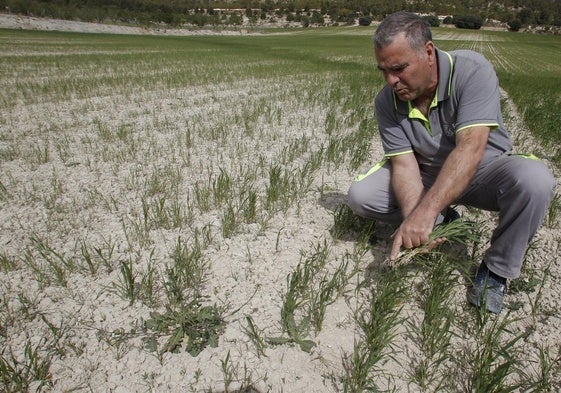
[390,152,424,219]
[390,126,490,259]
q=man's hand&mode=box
[389,209,446,260]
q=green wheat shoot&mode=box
[388,219,478,268]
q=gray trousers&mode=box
[347,153,556,279]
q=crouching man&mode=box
[348,11,556,313]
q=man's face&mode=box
[375,33,436,102]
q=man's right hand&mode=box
[389,207,441,260]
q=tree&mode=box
[423,15,440,27]
[454,14,483,29]
[507,19,522,31]
[345,11,356,25]
[310,11,324,24]
[443,16,454,24]
[358,16,372,26]
[3,0,561,31]
[517,8,533,25]
[228,13,242,25]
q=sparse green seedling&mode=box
[0,181,9,201]
[22,235,76,287]
[221,351,236,392]
[272,241,330,351]
[113,258,137,306]
[217,351,260,393]
[240,188,258,224]
[309,255,354,332]
[409,256,457,390]
[518,344,561,391]
[464,311,526,392]
[164,236,207,307]
[332,204,376,242]
[547,192,560,228]
[80,238,115,274]
[212,168,233,205]
[139,258,159,307]
[0,251,17,272]
[244,316,267,358]
[16,292,40,321]
[122,212,152,250]
[30,138,50,167]
[342,269,408,392]
[265,164,300,212]
[221,202,240,239]
[194,182,212,213]
[271,240,360,353]
[96,327,133,361]
[0,341,53,392]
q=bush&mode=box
[186,13,207,27]
[227,13,242,25]
[358,16,372,26]
[508,19,522,31]
[454,14,483,29]
[346,11,356,25]
[423,15,440,27]
[311,11,324,25]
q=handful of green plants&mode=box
[387,219,478,268]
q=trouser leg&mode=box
[458,154,556,279]
[348,160,442,225]
[348,154,555,279]
[347,159,403,224]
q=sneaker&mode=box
[435,207,461,226]
[442,207,461,224]
[467,261,506,314]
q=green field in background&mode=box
[1,26,560,161]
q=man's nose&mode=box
[385,72,399,86]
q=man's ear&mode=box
[425,41,436,64]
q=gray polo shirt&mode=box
[375,48,512,177]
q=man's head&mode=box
[373,11,432,52]
[373,12,437,103]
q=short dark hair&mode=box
[373,12,432,51]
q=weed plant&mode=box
[143,299,225,356]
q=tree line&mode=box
[1,0,560,29]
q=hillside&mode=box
[1,0,560,30]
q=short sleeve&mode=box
[454,54,501,132]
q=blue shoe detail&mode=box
[467,262,506,314]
